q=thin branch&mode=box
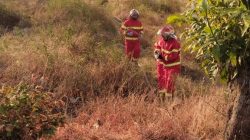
[205,7,220,46]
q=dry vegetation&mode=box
[0,0,236,139]
[52,86,233,140]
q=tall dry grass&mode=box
[52,81,234,140]
[0,0,234,139]
[0,0,159,114]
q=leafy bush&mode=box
[0,83,65,139]
[168,0,250,82]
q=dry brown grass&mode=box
[51,84,232,140]
[0,0,234,139]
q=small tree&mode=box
[168,0,250,139]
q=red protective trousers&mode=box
[157,63,180,93]
[125,40,140,59]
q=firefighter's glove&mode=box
[154,51,163,60]
[154,53,159,59]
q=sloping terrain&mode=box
[0,0,235,139]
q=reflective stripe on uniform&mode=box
[162,49,181,54]
[164,92,172,97]
[154,42,161,47]
[125,37,139,40]
[121,24,127,29]
[164,61,181,67]
[128,26,143,30]
[156,42,161,47]
[157,61,181,67]
[157,60,164,64]
[159,89,166,93]
[122,26,143,30]
[165,55,168,61]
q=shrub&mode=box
[0,83,65,139]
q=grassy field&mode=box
[0,0,236,139]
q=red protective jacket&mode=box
[154,37,181,67]
[121,18,143,41]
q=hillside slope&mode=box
[0,0,235,139]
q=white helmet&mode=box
[129,9,139,19]
[157,25,176,40]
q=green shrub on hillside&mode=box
[0,83,65,139]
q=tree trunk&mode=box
[225,65,250,140]
[242,0,250,9]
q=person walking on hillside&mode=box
[153,25,181,101]
[121,9,143,60]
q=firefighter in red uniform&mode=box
[121,9,143,60]
[153,25,181,100]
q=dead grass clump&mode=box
[52,87,229,140]
[44,0,117,41]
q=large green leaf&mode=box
[201,0,208,11]
[229,52,237,66]
[242,16,250,36]
[220,67,228,84]
[211,46,221,62]
[203,26,212,33]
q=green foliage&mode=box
[166,14,186,26]
[0,83,65,139]
[168,0,250,83]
